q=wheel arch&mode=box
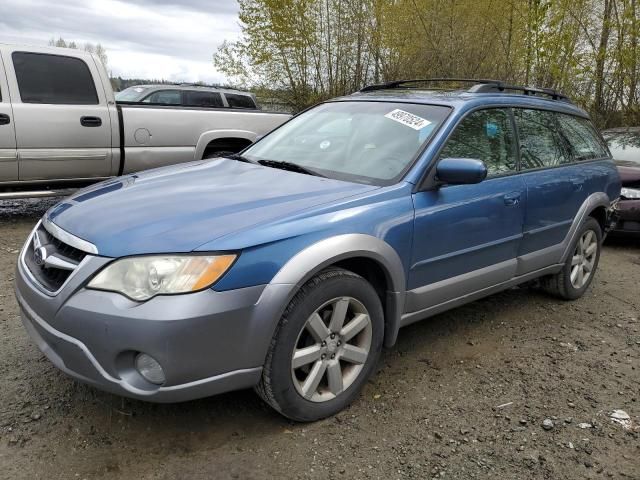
[588,205,607,233]
[269,234,406,348]
[195,129,257,159]
[560,192,611,263]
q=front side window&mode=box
[142,90,181,105]
[515,108,572,169]
[12,52,98,105]
[244,101,450,185]
[557,114,609,161]
[225,93,256,109]
[184,91,223,107]
[439,108,517,176]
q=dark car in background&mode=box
[602,127,640,236]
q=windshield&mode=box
[243,101,450,185]
[115,86,150,102]
[603,130,640,165]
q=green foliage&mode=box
[214,0,639,126]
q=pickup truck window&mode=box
[142,90,181,105]
[184,91,223,107]
[225,93,256,109]
[12,52,98,105]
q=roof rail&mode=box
[359,78,571,102]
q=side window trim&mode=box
[507,107,522,172]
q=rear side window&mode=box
[556,114,609,160]
[514,109,572,169]
[12,52,98,105]
[184,91,223,107]
[225,93,256,109]
[439,108,517,176]
[142,90,181,105]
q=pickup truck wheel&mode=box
[255,267,384,422]
[541,217,602,300]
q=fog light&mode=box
[135,353,165,385]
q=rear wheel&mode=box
[256,268,384,422]
[542,217,602,300]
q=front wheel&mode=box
[541,217,602,300]
[255,268,384,422]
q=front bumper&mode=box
[15,243,293,402]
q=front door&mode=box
[407,108,525,313]
[3,49,113,181]
[0,52,17,182]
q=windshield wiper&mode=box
[222,153,260,165]
[258,159,326,177]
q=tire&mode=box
[541,217,602,300]
[203,150,236,159]
[255,267,384,422]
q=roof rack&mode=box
[359,78,571,102]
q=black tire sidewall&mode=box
[561,218,602,299]
[268,270,384,422]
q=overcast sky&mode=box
[0,0,241,84]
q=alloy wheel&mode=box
[570,229,598,289]
[291,297,372,403]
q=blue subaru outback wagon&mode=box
[15,79,621,421]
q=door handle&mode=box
[0,114,10,125]
[80,116,102,127]
[503,192,521,206]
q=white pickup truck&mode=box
[0,44,291,199]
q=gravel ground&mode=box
[0,198,639,480]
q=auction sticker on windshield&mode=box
[384,109,432,130]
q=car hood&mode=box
[616,163,640,186]
[46,159,377,257]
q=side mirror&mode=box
[436,158,488,185]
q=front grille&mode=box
[23,223,88,292]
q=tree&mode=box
[214,0,640,125]
[48,37,109,69]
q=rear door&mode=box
[514,108,588,273]
[0,49,17,182]
[4,49,112,181]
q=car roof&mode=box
[330,88,590,118]
[125,84,253,96]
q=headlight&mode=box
[620,187,640,199]
[87,254,236,301]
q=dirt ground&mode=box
[0,198,638,480]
